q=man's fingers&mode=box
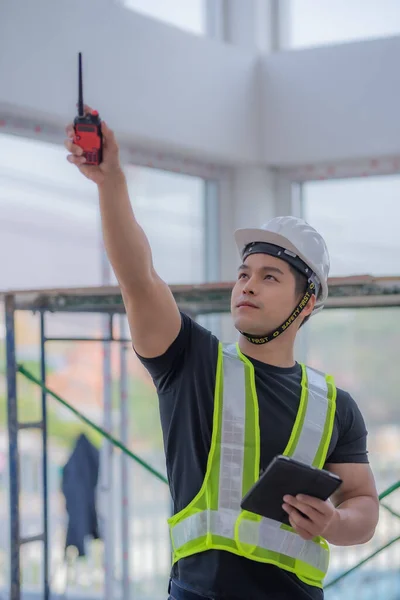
[289,515,314,541]
[288,509,315,537]
[67,154,86,165]
[101,121,117,148]
[296,495,331,514]
[101,121,111,136]
[65,124,75,138]
[64,138,84,155]
[284,494,329,516]
[283,499,321,523]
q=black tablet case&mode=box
[240,455,342,526]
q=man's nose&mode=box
[243,279,256,295]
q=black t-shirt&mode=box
[137,313,369,600]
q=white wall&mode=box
[262,35,400,166]
[0,0,259,165]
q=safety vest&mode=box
[168,343,337,589]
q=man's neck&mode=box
[238,334,296,368]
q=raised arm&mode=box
[65,109,181,357]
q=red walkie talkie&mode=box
[73,52,103,165]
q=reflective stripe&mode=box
[239,516,329,573]
[219,345,246,511]
[171,509,237,548]
[292,367,328,465]
[171,509,328,573]
[171,511,208,550]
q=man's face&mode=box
[231,252,304,336]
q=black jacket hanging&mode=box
[61,433,101,556]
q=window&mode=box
[120,0,205,36]
[298,306,400,595]
[124,165,206,284]
[302,176,400,277]
[298,306,399,476]
[300,177,400,592]
[0,133,100,290]
[284,0,400,49]
[0,134,207,290]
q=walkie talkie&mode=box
[73,52,103,165]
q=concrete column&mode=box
[217,0,294,282]
[219,167,294,281]
[223,0,280,52]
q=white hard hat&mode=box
[234,216,330,314]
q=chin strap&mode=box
[239,282,315,345]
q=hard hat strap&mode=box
[239,281,315,345]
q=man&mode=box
[65,110,379,600]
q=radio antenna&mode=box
[78,52,84,117]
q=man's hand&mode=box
[282,494,338,540]
[64,104,122,185]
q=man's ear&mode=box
[302,293,316,318]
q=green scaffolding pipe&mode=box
[17,364,400,590]
[17,364,168,485]
[379,479,400,500]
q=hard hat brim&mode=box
[234,227,328,311]
[235,228,303,261]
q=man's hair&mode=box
[289,265,310,328]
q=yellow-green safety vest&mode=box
[168,343,337,589]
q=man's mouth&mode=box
[237,301,259,309]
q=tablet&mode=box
[240,455,342,526]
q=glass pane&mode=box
[285,0,400,49]
[297,307,399,594]
[21,541,43,593]
[125,165,206,284]
[19,430,44,540]
[302,175,400,276]
[121,0,205,35]
[0,133,100,290]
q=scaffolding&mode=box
[3,275,400,600]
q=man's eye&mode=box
[238,273,247,279]
[265,275,277,281]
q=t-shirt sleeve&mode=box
[133,311,197,393]
[327,389,369,464]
